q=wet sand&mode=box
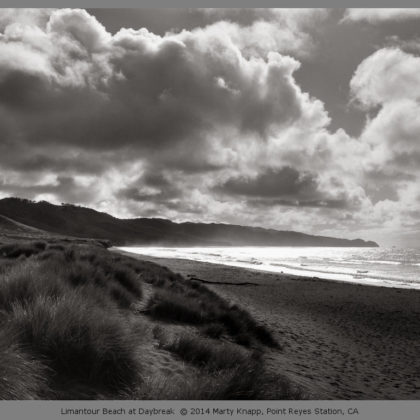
[119,252,420,400]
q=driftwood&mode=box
[187,275,259,286]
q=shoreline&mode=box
[115,248,420,291]
[115,249,420,399]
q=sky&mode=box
[1,8,420,247]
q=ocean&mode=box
[118,246,420,290]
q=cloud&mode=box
[217,167,318,198]
[361,99,420,172]
[343,9,420,23]
[215,166,356,209]
[2,8,419,244]
[89,8,329,58]
[117,171,181,203]
[349,46,420,240]
[47,8,111,53]
[195,9,329,58]
[384,35,420,54]
[0,8,361,238]
[0,8,328,166]
[350,48,420,108]
[0,173,96,204]
[351,47,420,173]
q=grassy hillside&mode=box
[0,214,50,237]
[0,239,302,400]
[0,198,378,247]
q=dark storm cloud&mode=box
[217,167,317,198]
[250,197,349,209]
[103,36,304,145]
[215,167,351,209]
[3,153,108,174]
[0,139,129,175]
[0,8,319,158]
[118,187,157,202]
[142,172,172,188]
[0,71,50,110]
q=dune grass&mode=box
[163,333,251,371]
[0,240,47,258]
[9,294,143,399]
[0,331,50,400]
[146,284,279,348]
[0,239,292,400]
[138,354,303,400]
[0,242,146,399]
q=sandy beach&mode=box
[119,252,420,400]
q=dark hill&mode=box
[0,214,51,237]
[0,198,378,247]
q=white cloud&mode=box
[350,46,420,240]
[196,9,329,58]
[47,8,111,53]
[351,47,420,173]
[343,8,420,23]
[350,48,420,108]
